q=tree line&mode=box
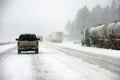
[65,0,120,40]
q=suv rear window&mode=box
[19,34,37,41]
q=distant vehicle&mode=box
[16,34,40,54]
[73,40,81,44]
[46,34,52,42]
[47,32,63,43]
[81,21,120,49]
[37,35,43,42]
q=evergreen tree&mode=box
[103,6,111,24]
[110,0,118,21]
[91,5,104,25]
[74,6,90,39]
[65,20,71,33]
[117,4,120,20]
[65,0,120,40]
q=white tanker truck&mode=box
[81,21,120,49]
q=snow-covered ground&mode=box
[0,44,16,54]
[47,41,120,58]
[0,43,119,80]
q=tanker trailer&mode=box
[95,25,106,48]
[106,22,120,49]
[88,27,98,46]
[88,25,106,47]
[106,22,116,38]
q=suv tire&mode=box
[18,49,21,54]
[35,48,39,54]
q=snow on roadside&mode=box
[0,44,16,54]
[46,41,120,58]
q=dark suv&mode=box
[16,34,39,54]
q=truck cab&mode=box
[81,28,91,46]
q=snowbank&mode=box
[47,41,120,58]
[0,44,16,54]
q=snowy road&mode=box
[0,43,119,80]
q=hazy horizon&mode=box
[0,0,111,41]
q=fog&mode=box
[0,0,111,41]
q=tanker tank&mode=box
[106,22,120,38]
[113,22,120,38]
[88,27,97,38]
[106,23,115,38]
[88,25,106,38]
[96,25,106,38]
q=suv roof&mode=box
[19,34,37,41]
[20,33,35,35]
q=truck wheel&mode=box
[82,43,84,46]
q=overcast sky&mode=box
[0,0,111,41]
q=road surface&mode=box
[0,43,119,80]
